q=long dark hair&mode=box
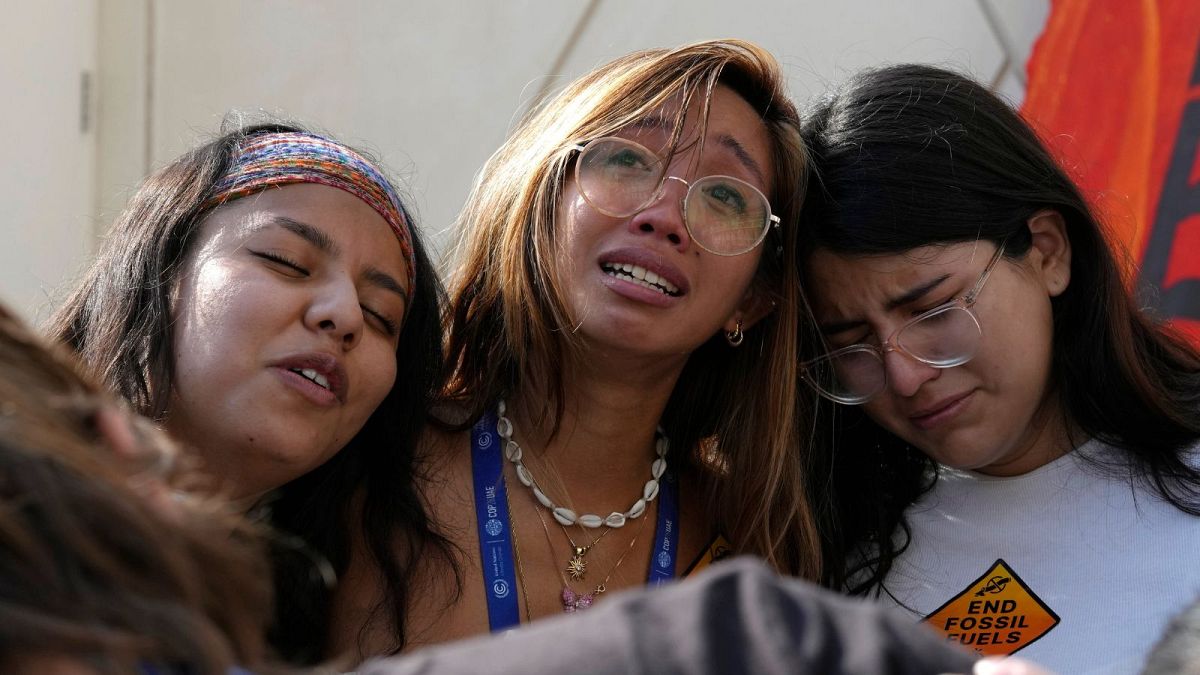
[48,122,451,660]
[797,64,1200,593]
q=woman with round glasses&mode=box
[798,64,1200,673]
[330,39,817,656]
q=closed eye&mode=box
[362,305,399,337]
[252,250,309,276]
[911,294,960,318]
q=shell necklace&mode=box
[496,399,667,580]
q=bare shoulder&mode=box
[326,489,397,662]
[328,427,479,662]
[404,424,491,649]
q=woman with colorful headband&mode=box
[50,124,449,664]
[329,39,816,656]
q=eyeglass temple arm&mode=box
[964,238,1009,304]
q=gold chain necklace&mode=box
[496,399,668,529]
[504,468,533,624]
[532,496,648,612]
[560,523,613,580]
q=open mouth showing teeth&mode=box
[601,262,681,296]
[291,368,331,391]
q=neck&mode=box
[507,348,685,514]
[977,391,1079,477]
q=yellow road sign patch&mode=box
[681,535,733,577]
[922,559,1060,657]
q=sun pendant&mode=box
[566,555,587,580]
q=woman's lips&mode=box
[909,390,974,430]
[268,352,347,407]
[597,247,689,308]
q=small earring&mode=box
[725,319,744,347]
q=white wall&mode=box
[5,0,1049,322]
[0,1,98,323]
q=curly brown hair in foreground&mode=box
[0,302,272,673]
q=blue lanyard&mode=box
[470,411,521,632]
[470,411,679,632]
[647,462,679,586]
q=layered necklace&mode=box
[497,399,668,611]
[496,400,668,528]
[531,496,649,611]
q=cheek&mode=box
[980,291,1056,391]
[712,251,763,310]
[177,260,256,337]
[862,397,906,436]
[353,346,399,420]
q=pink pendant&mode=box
[561,586,595,612]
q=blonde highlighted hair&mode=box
[443,39,820,578]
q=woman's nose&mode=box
[883,348,940,398]
[629,176,692,252]
[305,276,364,350]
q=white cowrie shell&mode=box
[643,479,660,502]
[578,514,605,529]
[516,464,533,487]
[496,416,513,438]
[552,507,578,526]
[652,458,666,479]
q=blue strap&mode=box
[471,411,680,631]
[647,465,679,585]
[470,411,521,632]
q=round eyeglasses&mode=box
[800,241,1008,405]
[570,136,781,256]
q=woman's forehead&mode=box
[614,85,773,187]
[807,244,986,305]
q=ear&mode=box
[1027,209,1072,297]
[724,286,776,335]
[95,406,141,459]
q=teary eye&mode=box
[701,181,749,214]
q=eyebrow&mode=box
[265,216,409,302]
[885,274,951,311]
[817,274,951,336]
[625,115,673,135]
[363,267,409,302]
[271,216,338,256]
[715,133,767,186]
[624,118,768,186]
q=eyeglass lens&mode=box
[576,138,771,255]
[815,306,982,403]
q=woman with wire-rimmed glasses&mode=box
[329,40,819,659]
[798,64,1200,674]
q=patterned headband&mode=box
[206,131,416,293]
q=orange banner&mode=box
[1022,0,1200,340]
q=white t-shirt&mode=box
[876,439,1200,674]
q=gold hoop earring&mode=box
[725,320,744,347]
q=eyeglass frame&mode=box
[800,238,1010,405]
[568,136,782,257]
